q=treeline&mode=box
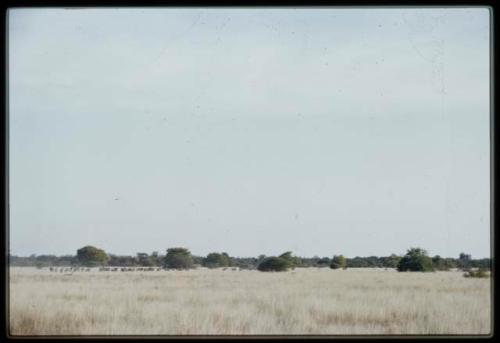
[9,247,491,271]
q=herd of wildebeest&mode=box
[46,266,241,273]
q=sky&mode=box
[8,7,491,258]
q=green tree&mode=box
[397,248,434,272]
[136,252,155,267]
[279,251,300,269]
[164,247,194,270]
[76,246,109,267]
[203,252,232,268]
[384,254,402,269]
[257,256,290,272]
[432,255,454,271]
[330,255,347,269]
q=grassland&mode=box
[9,267,491,336]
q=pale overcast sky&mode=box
[8,7,490,258]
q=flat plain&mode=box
[9,267,491,336]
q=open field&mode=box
[9,267,491,336]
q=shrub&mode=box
[76,246,109,267]
[164,248,194,270]
[463,268,490,278]
[330,255,346,269]
[278,251,300,269]
[383,254,402,269]
[432,255,453,271]
[136,253,156,267]
[203,252,232,268]
[397,248,434,272]
[257,257,290,272]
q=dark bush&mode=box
[330,255,346,269]
[278,251,300,269]
[463,268,490,278]
[203,252,232,268]
[382,254,402,269]
[257,257,290,272]
[164,247,194,270]
[76,246,109,267]
[397,248,434,272]
[432,255,455,271]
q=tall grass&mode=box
[9,267,491,335]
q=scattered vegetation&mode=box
[9,247,491,272]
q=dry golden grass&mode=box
[9,267,491,336]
